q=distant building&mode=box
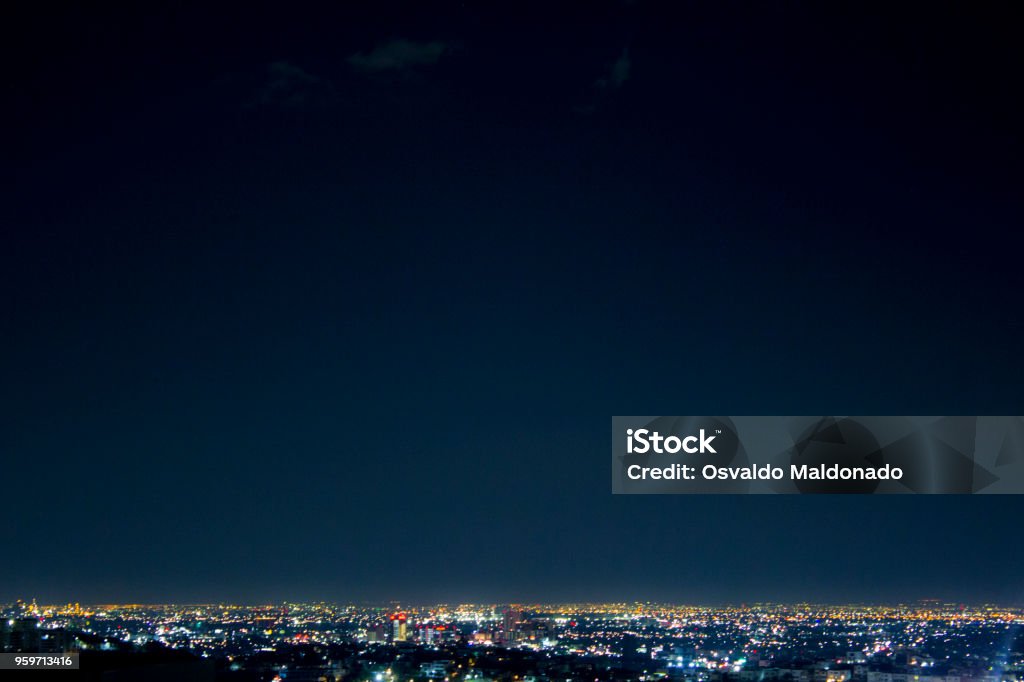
[420,661,451,679]
[390,613,408,642]
[1,618,41,652]
[501,607,522,645]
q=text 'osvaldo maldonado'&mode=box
[624,428,903,482]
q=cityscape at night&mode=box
[5,0,1024,678]
[4,600,1024,681]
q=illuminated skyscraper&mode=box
[501,607,522,645]
[390,613,408,641]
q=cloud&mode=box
[595,48,631,91]
[256,61,337,108]
[347,39,447,73]
[575,48,632,114]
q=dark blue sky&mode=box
[3,1,1023,605]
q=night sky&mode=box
[4,2,1023,605]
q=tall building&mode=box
[390,613,408,642]
[501,607,523,645]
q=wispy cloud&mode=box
[348,39,448,73]
[596,48,631,91]
[575,48,632,114]
[255,61,337,108]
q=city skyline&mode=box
[8,599,1024,611]
[4,598,1022,680]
